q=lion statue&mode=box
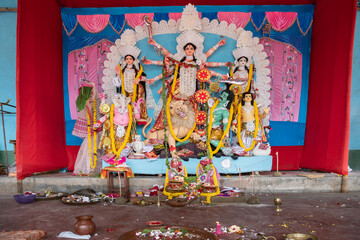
[142,99,199,155]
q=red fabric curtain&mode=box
[58,0,314,8]
[16,0,66,179]
[16,0,356,179]
[300,0,357,175]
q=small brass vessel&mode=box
[274,197,282,212]
[286,233,318,240]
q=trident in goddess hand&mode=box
[142,15,153,39]
[143,15,163,56]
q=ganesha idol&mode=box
[95,93,143,154]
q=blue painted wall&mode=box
[0,0,17,155]
[350,10,360,150]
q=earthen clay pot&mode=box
[74,215,96,235]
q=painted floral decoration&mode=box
[195,90,210,103]
[195,111,206,125]
[196,68,211,82]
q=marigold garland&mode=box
[237,100,259,151]
[110,64,142,157]
[166,64,196,142]
[87,97,97,169]
[119,64,143,103]
[206,100,234,159]
[109,103,133,157]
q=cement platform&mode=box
[1,170,359,194]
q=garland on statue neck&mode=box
[165,64,196,142]
[237,101,259,151]
[206,100,234,159]
[109,103,133,157]
[119,64,144,103]
[230,63,253,92]
[87,97,97,169]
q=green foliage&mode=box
[184,176,197,184]
[76,86,92,111]
[204,164,212,172]
[161,60,169,167]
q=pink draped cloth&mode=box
[125,13,154,28]
[265,12,298,31]
[217,12,251,28]
[260,38,302,122]
[68,39,113,120]
[77,15,110,33]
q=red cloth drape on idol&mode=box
[16,0,357,179]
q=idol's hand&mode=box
[93,123,101,130]
[157,87,163,95]
[231,124,237,133]
[218,38,226,46]
[225,62,232,67]
[143,59,152,65]
[263,107,269,115]
[148,38,156,45]
[191,132,201,141]
[135,78,141,84]
[112,77,121,87]
[115,65,121,75]
[222,75,228,80]
[147,79,155,85]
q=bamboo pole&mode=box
[0,8,17,12]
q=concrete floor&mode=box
[0,192,359,240]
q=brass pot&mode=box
[74,215,96,235]
[286,233,318,240]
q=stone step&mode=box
[1,171,359,194]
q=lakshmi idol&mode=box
[113,29,148,125]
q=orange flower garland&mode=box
[87,97,97,169]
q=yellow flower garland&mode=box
[237,100,259,151]
[87,97,97,169]
[119,64,143,103]
[166,64,196,142]
[108,64,143,157]
[206,100,234,159]
[230,63,253,92]
[109,103,133,157]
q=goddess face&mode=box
[125,55,135,66]
[184,44,195,56]
[238,57,248,67]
